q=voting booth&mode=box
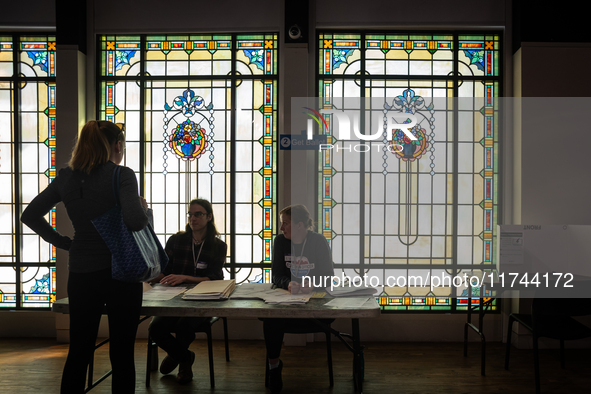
[497,224,591,276]
[497,225,591,297]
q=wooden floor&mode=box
[1,338,590,393]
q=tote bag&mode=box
[92,166,168,282]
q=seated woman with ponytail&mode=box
[263,204,335,394]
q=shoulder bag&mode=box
[91,166,168,282]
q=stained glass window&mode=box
[0,35,57,309]
[317,33,501,311]
[98,34,278,283]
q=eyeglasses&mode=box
[187,212,207,219]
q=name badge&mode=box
[196,262,208,270]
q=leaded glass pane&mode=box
[318,32,500,311]
[458,35,501,77]
[99,34,278,285]
[0,35,57,309]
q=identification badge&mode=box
[195,262,208,270]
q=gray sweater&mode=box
[21,161,148,273]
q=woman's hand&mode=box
[288,281,313,294]
[139,196,148,209]
[160,274,188,286]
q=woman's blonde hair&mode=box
[69,120,124,173]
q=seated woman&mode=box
[148,198,227,384]
[264,204,334,393]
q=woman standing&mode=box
[148,198,227,384]
[21,120,148,393]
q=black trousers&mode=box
[263,318,335,359]
[61,268,142,394]
[148,316,209,363]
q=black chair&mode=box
[146,316,229,388]
[264,320,334,387]
[505,293,591,393]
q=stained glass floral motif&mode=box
[165,88,210,116]
[332,49,354,69]
[26,51,48,72]
[163,89,215,171]
[169,120,208,160]
[390,125,429,161]
[463,49,484,71]
[243,49,264,70]
[115,50,136,71]
[392,88,428,114]
[385,89,435,166]
[29,273,50,294]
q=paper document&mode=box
[143,284,188,301]
[230,283,275,299]
[499,231,524,265]
[229,282,311,304]
[326,286,378,297]
[324,297,371,308]
[264,288,311,304]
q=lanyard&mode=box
[293,234,307,263]
[192,240,205,271]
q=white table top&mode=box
[52,292,380,319]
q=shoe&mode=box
[176,350,195,384]
[159,355,179,374]
[268,360,283,394]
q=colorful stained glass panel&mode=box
[99,34,277,285]
[316,32,500,311]
[0,35,57,309]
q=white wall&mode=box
[508,42,591,348]
[518,43,591,225]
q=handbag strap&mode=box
[111,165,122,207]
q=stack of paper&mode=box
[183,279,236,300]
[325,285,378,297]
